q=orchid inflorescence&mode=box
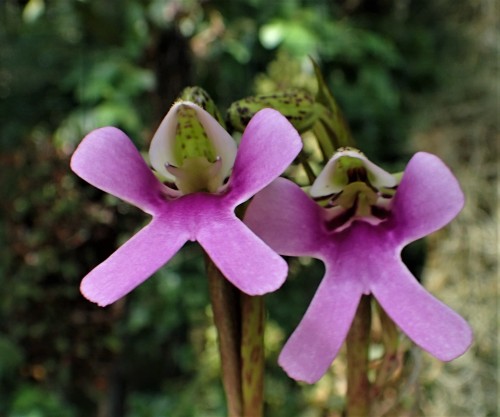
[71,69,472,407]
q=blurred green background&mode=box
[0,0,497,416]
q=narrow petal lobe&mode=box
[390,152,465,244]
[81,217,189,306]
[245,178,327,257]
[228,108,302,205]
[197,214,288,295]
[279,266,363,383]
[370,254,473,361]
[71,127,165,214]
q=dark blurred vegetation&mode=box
[0,0,496,416]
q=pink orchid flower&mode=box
[71,103,302,307]
[245,151,473,383]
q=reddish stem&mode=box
[346,295,372,417]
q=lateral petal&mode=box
[197,214,288,295]
[71,127,165,214]
[370,254,473,361]
[80,217,189,306]
[389,152,464,245]
[227,109,302,205]
[278,265,363,383]
[245,178,327,257]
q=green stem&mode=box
[312,120,335,163]
[206,257,243,417]
[241,294,265,417]
[346,295,372,417]
[298,151,317,184]
[318,109,354,149]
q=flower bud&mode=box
[227,90,320,133]
[179,86,226,127]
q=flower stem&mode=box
[346,295,372,417]
[241,294,265,417]
[372,301,401,395]
[206,257,243,417]
[298,151,317,184]
[312,120,335,162]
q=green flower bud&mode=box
[179,86,226,127]
[227,90,320,133]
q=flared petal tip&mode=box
[278,355,323,384]
[244,271,288,296]
[80,278,117,308]
[227,256,288,296]
[430,324,474,362]
[71,126,123,161]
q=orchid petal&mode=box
[71,127,164,214]
[245,178,326,257]
[279,266,363,383]
[370,255,473,361]
[197,214,288,295]
[228,108,302,205]
[81,217,189,307]
[390,152,464,244]
[149,101,237,181]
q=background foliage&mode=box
[1,0,497,416]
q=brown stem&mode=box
[372,301,401,395]
[241,294,265,417]
[346,295,372,417]
[206,257,243,417]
